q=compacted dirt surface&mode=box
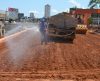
[0,29,100,81]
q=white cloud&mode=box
[63,9,70,12]
[51,9,59,13]
[51,8,59,16]
[69,0,81,8]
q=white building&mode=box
[0,10,6,20]
[6,8,19,20]
[30,12,34,18]
[45,4,51,18]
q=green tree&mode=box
[88,17,93,24]
[88,0,100,8]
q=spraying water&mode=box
[4,22,40,67]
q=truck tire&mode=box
[68,38,74,43]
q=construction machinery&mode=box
[47,12,77,41]
[76,24,88,34]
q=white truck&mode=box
[6,8,18,23]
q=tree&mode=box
[88,17,93,25]
[88,0,100,8]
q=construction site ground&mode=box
[0,25,100,81]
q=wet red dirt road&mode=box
[0,29,100,81]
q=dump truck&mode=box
[47,12,77,41]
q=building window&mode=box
[91,13,100,18]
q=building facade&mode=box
[70,8,100,25]
[30,12,34,19]
[18,13,24,19]
[0,10,6,20]
[45,4,51,18]
[6,8,19,20]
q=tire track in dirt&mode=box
[0,30,100,80]
[57,34,100,70]
[75,36,99,68]
[82,34,100,63]
[59,38,90,70]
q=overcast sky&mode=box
[0,0,90,17]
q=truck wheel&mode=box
[68,38,74,43]
[71,38,74,41]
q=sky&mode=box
[0,0,90,17]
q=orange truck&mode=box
[76,24,88,34]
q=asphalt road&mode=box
[4,22,38,36]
